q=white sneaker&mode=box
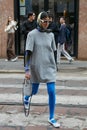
[5,59,8,61]
[69,58,74,63]
[11,57,18,62]
[48,118,60,128]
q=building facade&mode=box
[0,0,14,58]
[0,0,87,60]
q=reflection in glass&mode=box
[19,0,75,56]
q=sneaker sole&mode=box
[48,120,60,128]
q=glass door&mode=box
[19,0,33,54]
[19,0,45,54]
[18,0,78,56]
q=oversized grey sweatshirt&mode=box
[26,29,57,83]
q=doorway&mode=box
[15,0,79,56]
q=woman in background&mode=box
[4,16,18,61]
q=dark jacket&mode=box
[48,21,59,46]
[58,24,66,44]
[21,20,37,41]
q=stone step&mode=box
[0,93,87,107]
[0,82,87,107]
[0,73,87,80]
[0,84,87,90]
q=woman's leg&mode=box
[24,83,39,97]
[24,83,39,108]
[47,82,56,120]
[7,33,16,60]
[32,83,39,95]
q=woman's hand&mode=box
[25,72,31,80]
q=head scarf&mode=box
[37,11,52,33]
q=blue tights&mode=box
[32,82,56,120]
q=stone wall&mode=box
[78,0,87,60]
[0,0,14,58]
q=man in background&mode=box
[57,17,74,64]
[21,12,37,66]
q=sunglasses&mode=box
[41,20,49,23]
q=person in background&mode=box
[48,13,59,71]
[4,16,18,62]
[21,12,37,67]
[24,11,60,128]
[57,17,74,64]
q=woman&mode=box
[24,12,60,128]
[4,16,18,61]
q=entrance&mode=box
[15,0,79,56]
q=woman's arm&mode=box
[25,50,32,79]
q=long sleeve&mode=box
[25,50,32,72]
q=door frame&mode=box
[14,0,79,57]
[14,0,20,55]
[74,0,79,58]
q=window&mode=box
[17,0,78,56]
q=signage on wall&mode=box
[20,0,25,6]
[20,7,26,15]
[20,0,26,15]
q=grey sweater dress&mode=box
[26,29,56,83]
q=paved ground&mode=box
[0,58,87,130]
[0,58,87,72]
